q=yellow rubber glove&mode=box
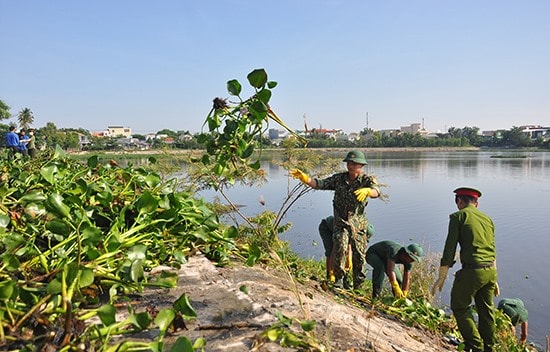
[290,169,310,184]
[344,249,353,272]
[431,266,449,295]
[354,188,372,202]
[390,280,404,298]
[403,290,408,298]
[329,270,335,283]
[494,282,500,297]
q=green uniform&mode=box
[318,216,334,257]
[498,298,528,326]
[366,240,412,298]
[315,172,378,288]
[441,204,497,352]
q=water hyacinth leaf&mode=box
[154,308,176,333]
[45,218,70,235]
[227,79,242,96]
[249,100,268,120]
[47,279,62,294]
[267,81,277,89]
[247,68,268,88]
[130,259,144,282]
[46,193,71,218]
[170,336,194,352]
[266,327,281,341]
[79,268,95,288]
[145,174,161,188]
[2,254,20,271]
[245,243,261,267]
[0,214,10,228]
[192,337,207,349]
[149,271,178,288]
[256,89,272,104]
[300,320,316,332]
[81,223,103,246]
[129,311,152,331]
[19,190,47,203]
[52,144,67,159]
[173,293,197,319]
[87,155,99,169]
[0,280,17,300]
[136,191,158,215]
[98,304,117,326]
[40,165,58,185]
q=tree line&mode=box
[0,98,546,151]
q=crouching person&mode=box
[366,240,423,299]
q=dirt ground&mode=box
[127,254,456,352]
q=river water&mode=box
[193,149,550,346]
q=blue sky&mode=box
[2,1,549,135]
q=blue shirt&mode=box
[6,131,19,147]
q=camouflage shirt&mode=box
[314,172,379,221]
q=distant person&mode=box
[366,240,423,299]
[431,187,498,352]
[18,129,29,157]
[318,215,375,282]
[498,298,528,344]
[291,150,381,289]
[5,126,20,161]
[27,128,37,158]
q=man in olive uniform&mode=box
[498,298,528,344]
[432,187,498,352]
[366,240,423,299]
[319,215,375,282]
[291,150,380,289]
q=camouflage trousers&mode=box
[332,213,371,288]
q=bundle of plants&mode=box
[0,147,236,350]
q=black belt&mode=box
[462,263,494,270]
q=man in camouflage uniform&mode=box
[291,150,380,289]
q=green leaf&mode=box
[19,190,47,203]
[170,336,194,352]
[256,89,272,104]
[136,191,159,215]
[0,280,16,300]
[46,193,71,218]
[247,68,268,88]
[154,308,176,333]
[239,285,249,294]
[98,304,117,326]
[173,293,197,319]
[300,319,316,332]
[227,79,242,96]
[40,165,58,185]
[45,219,70,235]
[87,155,99,168]
[47,279,62,294]
[0,214,9,228]
[267,81,277,89]
[79,268,95,288]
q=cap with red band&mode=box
[453,187,482,198]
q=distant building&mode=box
[107,126,132,137]
[521,125,550,141]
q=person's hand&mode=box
[290,169,310,184]
[431,266,449,295]
[390,280,404,298]
[403,290,408,298]
[494,282,500,297]
[354,188,373,202]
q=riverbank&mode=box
[138,253,457,352]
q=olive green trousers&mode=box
[451,267,497,352]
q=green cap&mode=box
[343,150,368,165]
[405,243,423,262]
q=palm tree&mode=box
[18,108,34,130]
